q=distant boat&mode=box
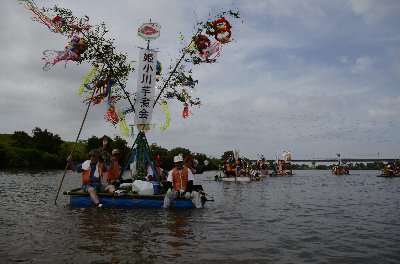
[269,171,295,177]
[378,164,400,177]
[271,160,294,176]
[377,174,400,178]
[332,165,350,175]
[220,176,251,182]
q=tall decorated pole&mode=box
[19,0,241,196]
[126,21,162,182]
[134,22,159,131]
[134,48,157,132]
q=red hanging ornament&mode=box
[212,17,232,43]
[194,35,211,54]
[105,106,119,125]
[182,103,189,118]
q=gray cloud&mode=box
[1,0,400,160]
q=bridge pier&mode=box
[311,161,316,169]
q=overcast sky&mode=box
[1,0,400,160]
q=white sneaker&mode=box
[114,190,126,196]
[97,203,103,208]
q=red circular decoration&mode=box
[215,28,232,43]
[212,17,232,43]
[212,17,231,30]
[194,35,211,54]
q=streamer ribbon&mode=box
[160,101,171,131]
[79,65,98,96]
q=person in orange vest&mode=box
[223,160,236,177]
[105,149,123,188]
[67,149,115,208]
[163,154,202,208]
[235,158,243,176]
[146,155,167,182]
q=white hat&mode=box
[174,154,183,163]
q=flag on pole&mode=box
[134,48,157,130]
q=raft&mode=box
[63,186,209,209]
[332,172,350,175]
[266,172,295,177]
[377,174,400,178]
[220,176,251,182]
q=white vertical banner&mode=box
[134,48,157,127]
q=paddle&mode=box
[235,163,238,182]
[54,77,100,205]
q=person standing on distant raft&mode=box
[67,149,115,208]
[163,154,202,208]
[235,158,243,176]
[223,160,236,177]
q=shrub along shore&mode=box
[0,128,383,172]
[0,128,221,171]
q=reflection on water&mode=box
[77,207,123,263]
[1,170,400,263]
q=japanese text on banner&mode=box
[134,48,157,126]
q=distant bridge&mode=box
[290,158,399,163]
[252,158,399,168]
[291,158,399,168]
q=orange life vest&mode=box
[155,167,162,178]
[106,161,120,181]
[225,164,232,171]
[82,163,104,185]
[147,164,163,179]
[171,167,189,190]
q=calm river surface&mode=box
[0,170,399,263]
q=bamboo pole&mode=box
[54,67,104,205]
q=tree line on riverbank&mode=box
[0,127,223,171]
[0,127,385,171]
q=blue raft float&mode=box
[63,185,211,209]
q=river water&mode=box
[0,170,399,264]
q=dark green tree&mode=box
[316,165,328,170]
[149,143,169,160]
[169,147,191,159]
[31,127,62,154]
[11,131,32,148]
[86,135,102,153]
[221,150,234,162]
[0,145,7,168]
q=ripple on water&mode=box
[1,170,400,263]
